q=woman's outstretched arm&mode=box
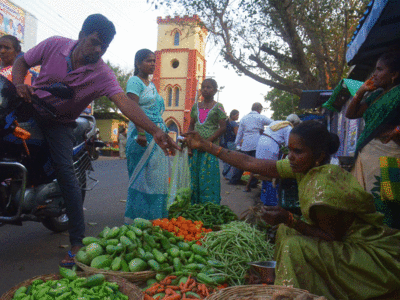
[184,131,280,178]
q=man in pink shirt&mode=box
[12,14,178,266]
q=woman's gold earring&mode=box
[316,161,320,166]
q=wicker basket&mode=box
[0,272,143,300]
[75,261,156,284]
[205,285,321,300]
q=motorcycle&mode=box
[0,76,99,232]
[86,130,104,161]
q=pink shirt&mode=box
[24,36,123,122]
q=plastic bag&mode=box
[128,139,170,199]
[167,147,191,211]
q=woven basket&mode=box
[75,261,156,284]
[205,285,321,300]
[0,272,143,300]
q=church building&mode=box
[152,15,207,137]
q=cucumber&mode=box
[75,249,91,265]
[167,247,180,258]
[146,278,158,286]
[90,254,113,269]
[147,259,161,271]
[59,266,77,280]
[129,258,148,272]
[160,237,172,250]
[86,243,104,260]
[105,226,120,239]
[177,241,190,251]
[191,244,208,256]
[142,251,155,261]
[111,257,122,271]
[196,272,215,285]
[126,230,137,241]
[98,226,110,238]
[133,218,152,230]
[131,226,143,236]
[81,274,106,287]
[82,237,100,246]
[120,258,130,272]
[105,239,120,246]
[173,257,182,272]
[152,249,166,264]
[143,232,157,248]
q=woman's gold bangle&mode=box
[395,126,400,134]
[216,146,223,157]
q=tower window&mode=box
[174,31,180,46]
[175,88,179,106]
[171,59,179,69]
[168,87,172,107]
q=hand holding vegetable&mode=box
[260,206,291,226]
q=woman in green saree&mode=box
[183,120,400,300]
[346,51,400,228]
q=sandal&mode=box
[59,251,76,268]
[59,245,81,268]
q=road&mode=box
[0,157,259,294]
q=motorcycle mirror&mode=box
[36,83,74,99]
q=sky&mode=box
[12,0,272,119]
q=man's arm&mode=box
[235,121,244,146]
[12,56,35,101]
[110,92,179,154]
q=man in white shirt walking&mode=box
[228,102,273,186]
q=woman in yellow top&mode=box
[0,35,33,84]
[184,120,400,300]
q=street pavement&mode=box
[0,156,261,294]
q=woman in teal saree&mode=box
[346,51,400,228]
[125,49,169,222]
[183,120,400,300]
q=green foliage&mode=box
[94,61,134,113]
[264,88,303,120]
[149,0,369,97]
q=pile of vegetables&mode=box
[143,275,217,300]
[12,267,128,300]
[202,221,275,286]
[168,187,192,215]
[169,202,238,228]
[76,218,223,284]
[152,217,212,242]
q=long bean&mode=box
[202,221,274,285]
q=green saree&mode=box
[275,159,400,300]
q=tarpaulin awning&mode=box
[346,0,400,79]
[298,90,333,109]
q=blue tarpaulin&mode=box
[346,0,400,67]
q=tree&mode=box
[149,0,369,98]
[93,62,134,113]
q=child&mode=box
[188,78,227,204]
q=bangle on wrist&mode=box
[286,212,295,228]
[137,132,146,136]
[216,146,223,157]
[395,126,400,134]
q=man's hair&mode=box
[230,109,239,118]
[251,102,263,112]
[80,14,116,45]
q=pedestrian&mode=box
[346,51,400,229]
[118,126,127,159]
[183,120,400,300]
[256,114,301,204]
[125,49,171,222]
[0,35,32,84]
[229,102,273,188]
[220,109,239,179]
[188,78,227,204]
[12,14,178,267]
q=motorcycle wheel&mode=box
[41,177,86,233]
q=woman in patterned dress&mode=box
[188,78,227,204]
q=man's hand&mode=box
[15,84,34,103]
[380,126,400,144]
[153,130,180,155]
[136,135,147,147]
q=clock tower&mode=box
[152,15,207,136]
